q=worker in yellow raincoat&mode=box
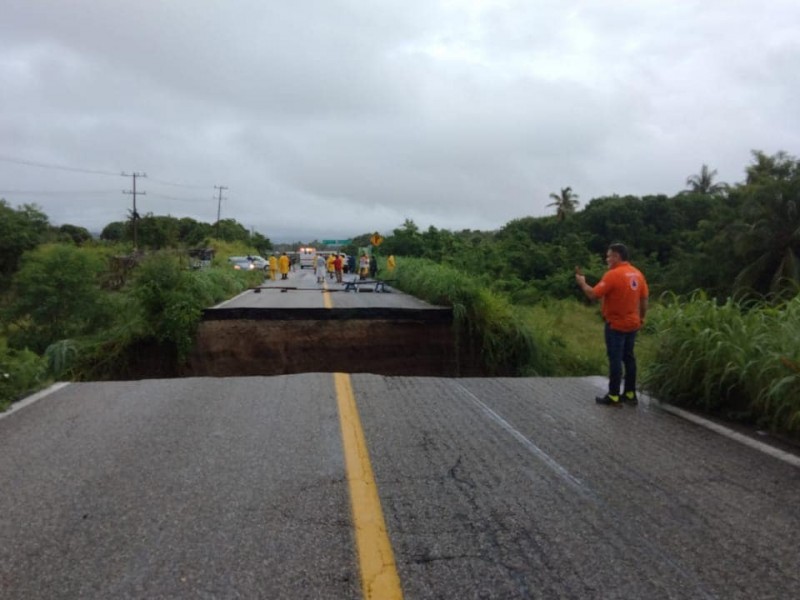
[278,252,290,280]
[268,254,278,280]
[326,254,336,280]
[387,255,396,272]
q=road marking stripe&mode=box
[334,373,403,600]
[453,381,591,497]
[657,402,800,468]
[0,382,71,420]
[322,279,333,309]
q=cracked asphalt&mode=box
[1,374,798,599]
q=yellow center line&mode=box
[334,373,404,600]
[323,279,333,309]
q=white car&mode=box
[228,256,268,271]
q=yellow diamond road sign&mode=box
[370,233,383,246]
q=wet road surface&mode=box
[1,374,798,599]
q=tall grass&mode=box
[519,299,611,376]
[392,258,554,375]
[391,258,662,378]
[643,292,800,436]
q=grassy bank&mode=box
[391,257,657,377]
[519,299,657,376]
[391,258,545,375]
[394,258,798,437]
[643,293,800,437]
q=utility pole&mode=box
[122,172,147,251]
[214,185,228,238]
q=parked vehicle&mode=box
[228,255,268,271]
[297,247,317,269]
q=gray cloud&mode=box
[1,0,799,242]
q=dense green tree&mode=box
[135,214,181,249]
[55,224,93,245]
[5,244,112,352]
[576,195,646,256]
[213,218,251,243]
[381,219,425,257]
[498,216,561,245]
[0,200,50,289]
[101,221,126,242]
[250,231,273,255]
[733,152,800,296]
[178,217,212,247]
[745,150,794,184]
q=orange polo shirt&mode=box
[592,262,649,332]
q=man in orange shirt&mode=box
[576,243,649,406]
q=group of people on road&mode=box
[273,250,391,285]
[315,254,347,284]
[267,253,291,280]
[306,252,381,283]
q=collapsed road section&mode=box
[182,274,484,377]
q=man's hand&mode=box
[575,266,586,286]
[575,266,596,300]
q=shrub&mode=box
[129,253,261,362]
[0,338,47,410]
[5,244,113,353]
[129,253,204,360]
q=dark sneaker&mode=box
[595,394,621,406]
[622,391,639,406]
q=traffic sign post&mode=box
[370,233,383,246]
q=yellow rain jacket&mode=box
[279,254,290,275]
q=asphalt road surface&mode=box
[214,268,440,312]
[1,374,798,599]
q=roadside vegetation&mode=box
[0,204,269,409]
[392,257,657,378]
[643,293,800,435]
[2,149,799,438]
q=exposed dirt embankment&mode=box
[181,318,486,377]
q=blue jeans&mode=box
[605,323,638,396]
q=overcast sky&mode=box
[1,1,798,242]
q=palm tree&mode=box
[685,164,728,195]
[547,187,580,221]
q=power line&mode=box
[0,155,124,177]
[0,189,118,195]
[1,154,215,193]
[147,177,211,190]
[148,192,207,202]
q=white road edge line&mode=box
[585,376,800,469]
[0,382,71,421]
[211,288,256,308]
[656,402,800,469]
[453,382,591,496]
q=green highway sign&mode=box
[322,239,351,245]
